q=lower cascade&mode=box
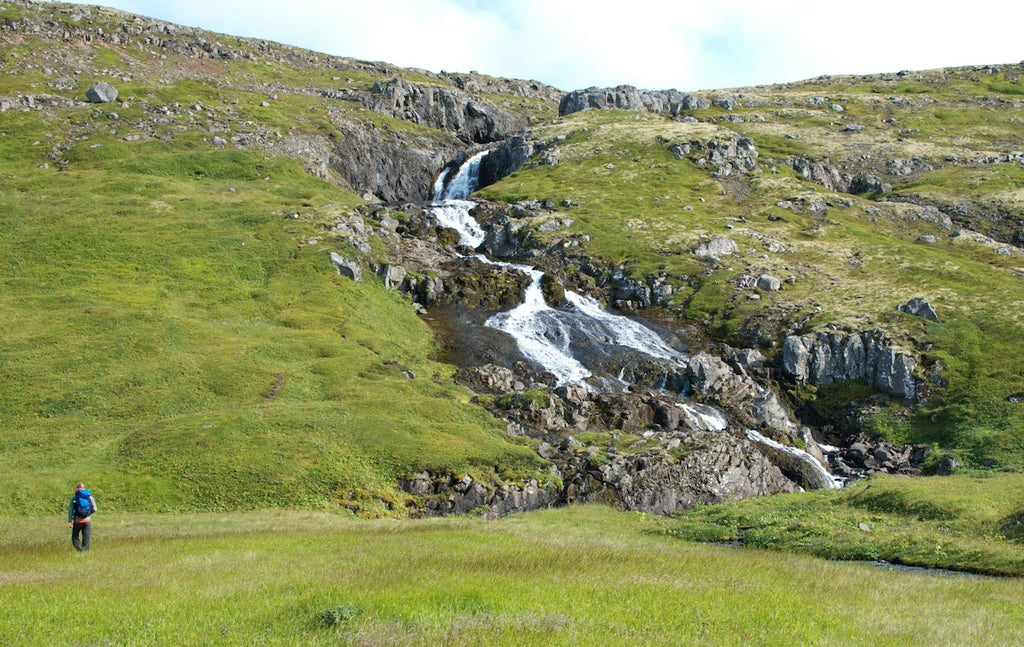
[417,150,841,516]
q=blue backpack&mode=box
[74,489,93,518]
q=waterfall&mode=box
[486,268,593,385]
[425,153,841,487]
[744,428,843,489]
[430,151,489,248]
[434,150,489,201]
[428,150,684,387]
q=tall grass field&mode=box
[2,506,1021,646]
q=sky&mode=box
[57,0,1024,92]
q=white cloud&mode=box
[55,0,1024,91]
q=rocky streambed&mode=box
[325,157,935,518]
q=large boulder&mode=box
[85,82,118,103]
[898,297,939,322]
[694,235,739,259]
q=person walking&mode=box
[68,483,97,551]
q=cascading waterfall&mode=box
[744,428,844,489]
[431,151,684,386]
[429,151,488,248]
[427,152,841,488]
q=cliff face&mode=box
[782,331,917,399]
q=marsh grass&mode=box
[1,506,1022,646]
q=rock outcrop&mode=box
[671,136,759,177]
[360,79,526,144]
[555,430,800,514]
[478,135,534,188]
[399,471,556,519]
[781,330,917,399]
[559,86,715,117]
[328,116,457,202]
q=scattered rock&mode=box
[329,252,362,282]
[898,297,939,322]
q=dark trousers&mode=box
[71,521,91,551]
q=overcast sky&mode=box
[59,0,1024,92]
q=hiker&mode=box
[67,483,97,551]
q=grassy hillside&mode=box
[0,139,546,515]
[477,69,1024,466]
[2,0,1024,586]
[3,506,1023,645]
[0,1,552,515]
[2,5,1024,640]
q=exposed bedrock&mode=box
[360,78,527,144]
[781,330,917,399]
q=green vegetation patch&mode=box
[668,473,1024,576]
[2,506,1023,645]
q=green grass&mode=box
[1,506,1022,646]
[0,130,542,517]
[668,473,1024,576]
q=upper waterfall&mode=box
[434,150,489,201]
[429,151,490,249]
[428,151,686,387]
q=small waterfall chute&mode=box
[744,428,843,490]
